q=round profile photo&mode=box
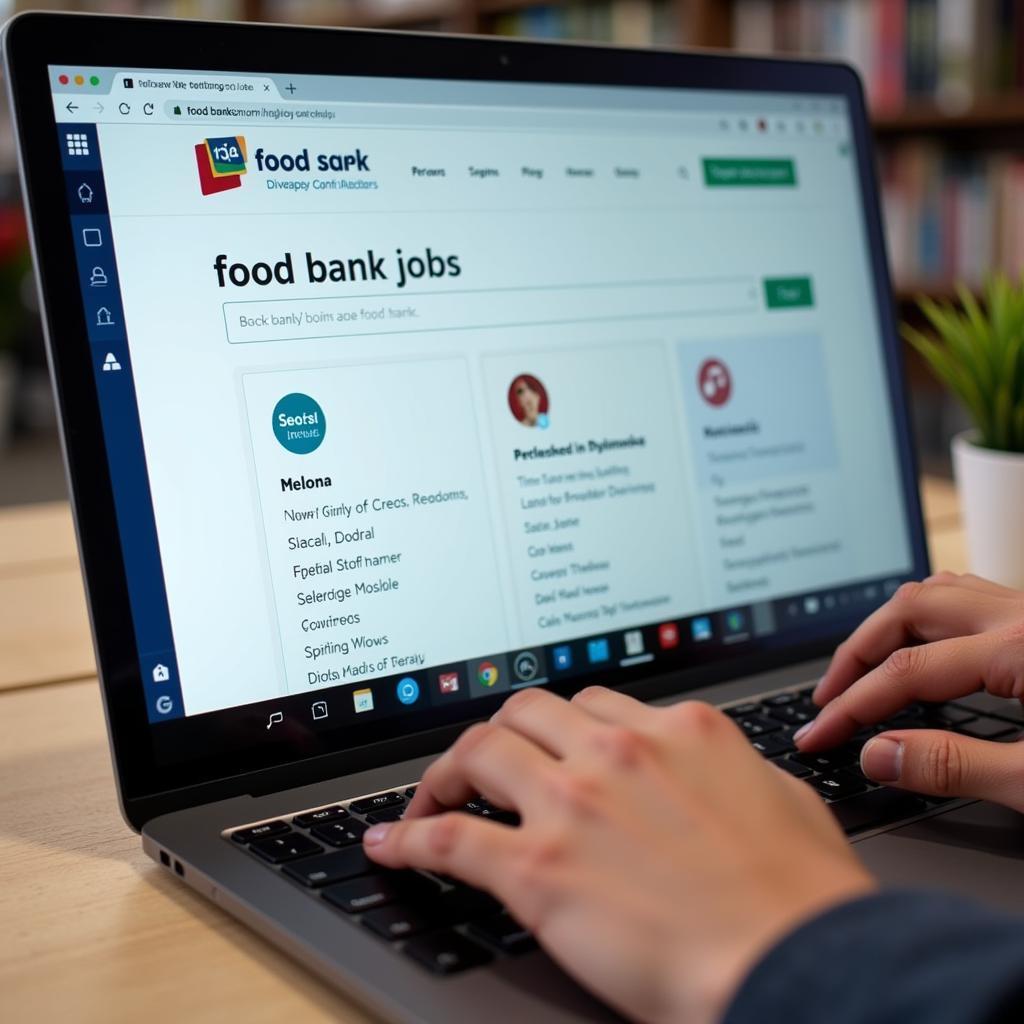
[697,358,732,407]
[508,373,550,429]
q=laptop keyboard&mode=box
[224,686,1022,976]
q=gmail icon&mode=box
[438,671,460,695]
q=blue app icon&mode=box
[553,645,573,671]
[587,638,610,664]
[691,616,713,642]
[396,677,420,705]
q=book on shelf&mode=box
[733,0,1024,114]
[881,143,1024,294]
[489,0,675,46]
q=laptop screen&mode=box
[48,66,913,755]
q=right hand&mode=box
[797,572,1024,810]
[364,687,872,1024]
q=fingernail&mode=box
[793,721,815,743]
[363,823,393,846]
[861,737,903,783]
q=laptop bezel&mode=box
[3,11,930,830]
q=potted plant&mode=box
[903,274,1024,587]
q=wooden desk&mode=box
[0,481,967,1021]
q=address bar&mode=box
[222,277,759,345]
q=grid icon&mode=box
[65,132,89,157]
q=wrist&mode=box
[663,867,877,1024]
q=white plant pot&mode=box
[951,430,1024,588]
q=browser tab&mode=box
[113,71,280,98]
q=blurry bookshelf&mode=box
[1,0,1022,492]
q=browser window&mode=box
[51,67,912,730]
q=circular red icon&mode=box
[508,373,550,428]
[697,358,732,407]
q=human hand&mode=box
[798,573,1024,809]
[363,687,873,1024]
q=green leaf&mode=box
[904,272,1024,453]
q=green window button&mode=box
[702,158,797,187]
[764,277,814,309]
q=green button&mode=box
[764,277,814,309]
[702,158,797,187]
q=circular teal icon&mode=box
[272,393,326,454]
[396,677,420,705]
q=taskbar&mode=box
[150,573,906,753]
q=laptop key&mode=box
[231,820,290,844]
[293,805,349,828]
[770,704,815,727]
[402,930,493,975]
[361,903,436,941]
[829,788,927,835]
[762,692,801,707]
[365,808,405,825]
[323,871,439,914]
[724,703,761,719]
[957,717,1018,740]
[737,716,784,737]
[311,819,368,847]
[282,847,372,887]
[467,913,538,955]
[791,745,860,772]
[749,734,792,758]
[250,832,323,864]
[810,773,867,801]
[441,885,503,921]
[349,792,405,815]
[772,757,814,779]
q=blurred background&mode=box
[1,0,1022,504]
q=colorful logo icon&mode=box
[438,671,460,695]
[477,661,500,688]
[353,688,374,713]
[658,622,680,650]
[552,645,572,671]
[396,678,420,705]
[587,638,610,664]
[697,357,732,407]
[272,393,326,455]
[195,136,247,196]
[691,616,713,642]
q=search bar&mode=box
[223,278,759,345]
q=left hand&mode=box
[363,687,874,1024]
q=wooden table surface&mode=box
[0,482,967,1022]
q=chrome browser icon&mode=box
[477,661,500,688]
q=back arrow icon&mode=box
[65,101,78,113]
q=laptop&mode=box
[6,11,1024,1022]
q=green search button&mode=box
[764,277,814,309]
[702,158,797,187]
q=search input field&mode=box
[223,278,759,345]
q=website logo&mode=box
[195,136,247,196]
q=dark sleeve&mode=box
[723,890,1024,1024]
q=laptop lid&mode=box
[3,13,928,829]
